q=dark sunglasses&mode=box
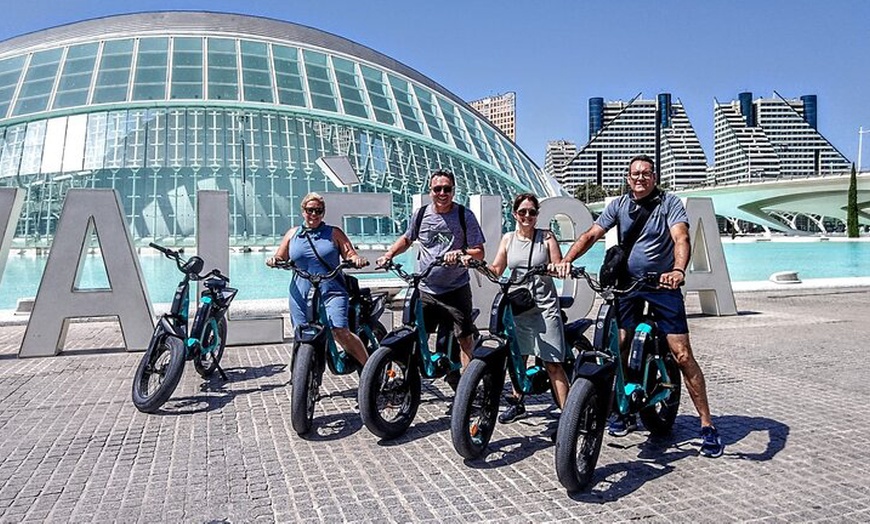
[431,185,454,194]
[516,208,539,217]
[303,207,324,215]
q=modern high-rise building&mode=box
[0,13,554,247]
[469,92,516,141]
[556,94,707,194]
[544,140,581,189]
[711,92,851,185]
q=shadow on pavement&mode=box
[156,363,289,415]
[712,413,790,461]
[301,411,365,441]
[566,413,790,502]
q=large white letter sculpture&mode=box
[684,197,737,315]
[0,188,24,289]
[322,192,394,265]
[197,190,285,345]
[20,190,154,357]
[539,196,597,319]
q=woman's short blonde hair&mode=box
[300,192,325,209]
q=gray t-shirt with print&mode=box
[595,191,689,279]
[404,203,485,295]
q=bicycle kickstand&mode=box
[216,362,229,381]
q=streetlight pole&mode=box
[238,114,249,250]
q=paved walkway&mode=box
[0,288,868,522]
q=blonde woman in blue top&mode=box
[267,193,369,367]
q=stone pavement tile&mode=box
[1,289,870,521]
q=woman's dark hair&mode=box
[512,192,539,212]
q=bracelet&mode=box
[672,268,686,276]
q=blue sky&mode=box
[1,0,868,168]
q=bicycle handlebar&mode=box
[272,258,356,282]
[571,268,675,296]
[377,256,446,283]
[149,243,229,283]
[467,259,552,288]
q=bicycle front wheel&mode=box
[132,330,186,413]
[290,343,319,435]
[450,358,503,459]
[555,377,606,492]
[193,316,227,378]
[358,345,420,439]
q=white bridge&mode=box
[590,172,870,234]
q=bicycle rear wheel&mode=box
[193,317,227,378]
[132,330,186,413]
[639,353,681,435]
[555,378,606,492]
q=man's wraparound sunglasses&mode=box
[431,185,454,194]
[516,208,539,217]
[303,207,325,215]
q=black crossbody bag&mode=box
[507,229,539,315]
[599,192,662,288]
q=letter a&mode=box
[20,190,154,357]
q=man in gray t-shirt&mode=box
[377,169,485,375]
[554,154,724,459]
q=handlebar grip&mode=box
[149,242,170,254]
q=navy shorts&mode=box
[617,288,689,335]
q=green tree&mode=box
[573,182,610,203]
[847,163,859,238]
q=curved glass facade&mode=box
[0,12,555,246]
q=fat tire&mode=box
[555,378,606,492]
[450,359,503,459]
[639,352,681,435]
[132,331,186,413]
[551,334,593,405]
[193,316,227,378]
[358,345,421,439]
[290,343,319,435]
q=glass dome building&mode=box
[0,11,557,247]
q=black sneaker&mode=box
[607,414,637,437]
[700,426,724,458]
[498,402,528,424]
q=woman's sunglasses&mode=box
[515,208,539,217]
[303,207,325,215]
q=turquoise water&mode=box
[2,240,869,310]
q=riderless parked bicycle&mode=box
[554,268,681,492]
[132,243,237,413]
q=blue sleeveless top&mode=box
[287,223,349,326]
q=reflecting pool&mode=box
[2,239,870,310]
